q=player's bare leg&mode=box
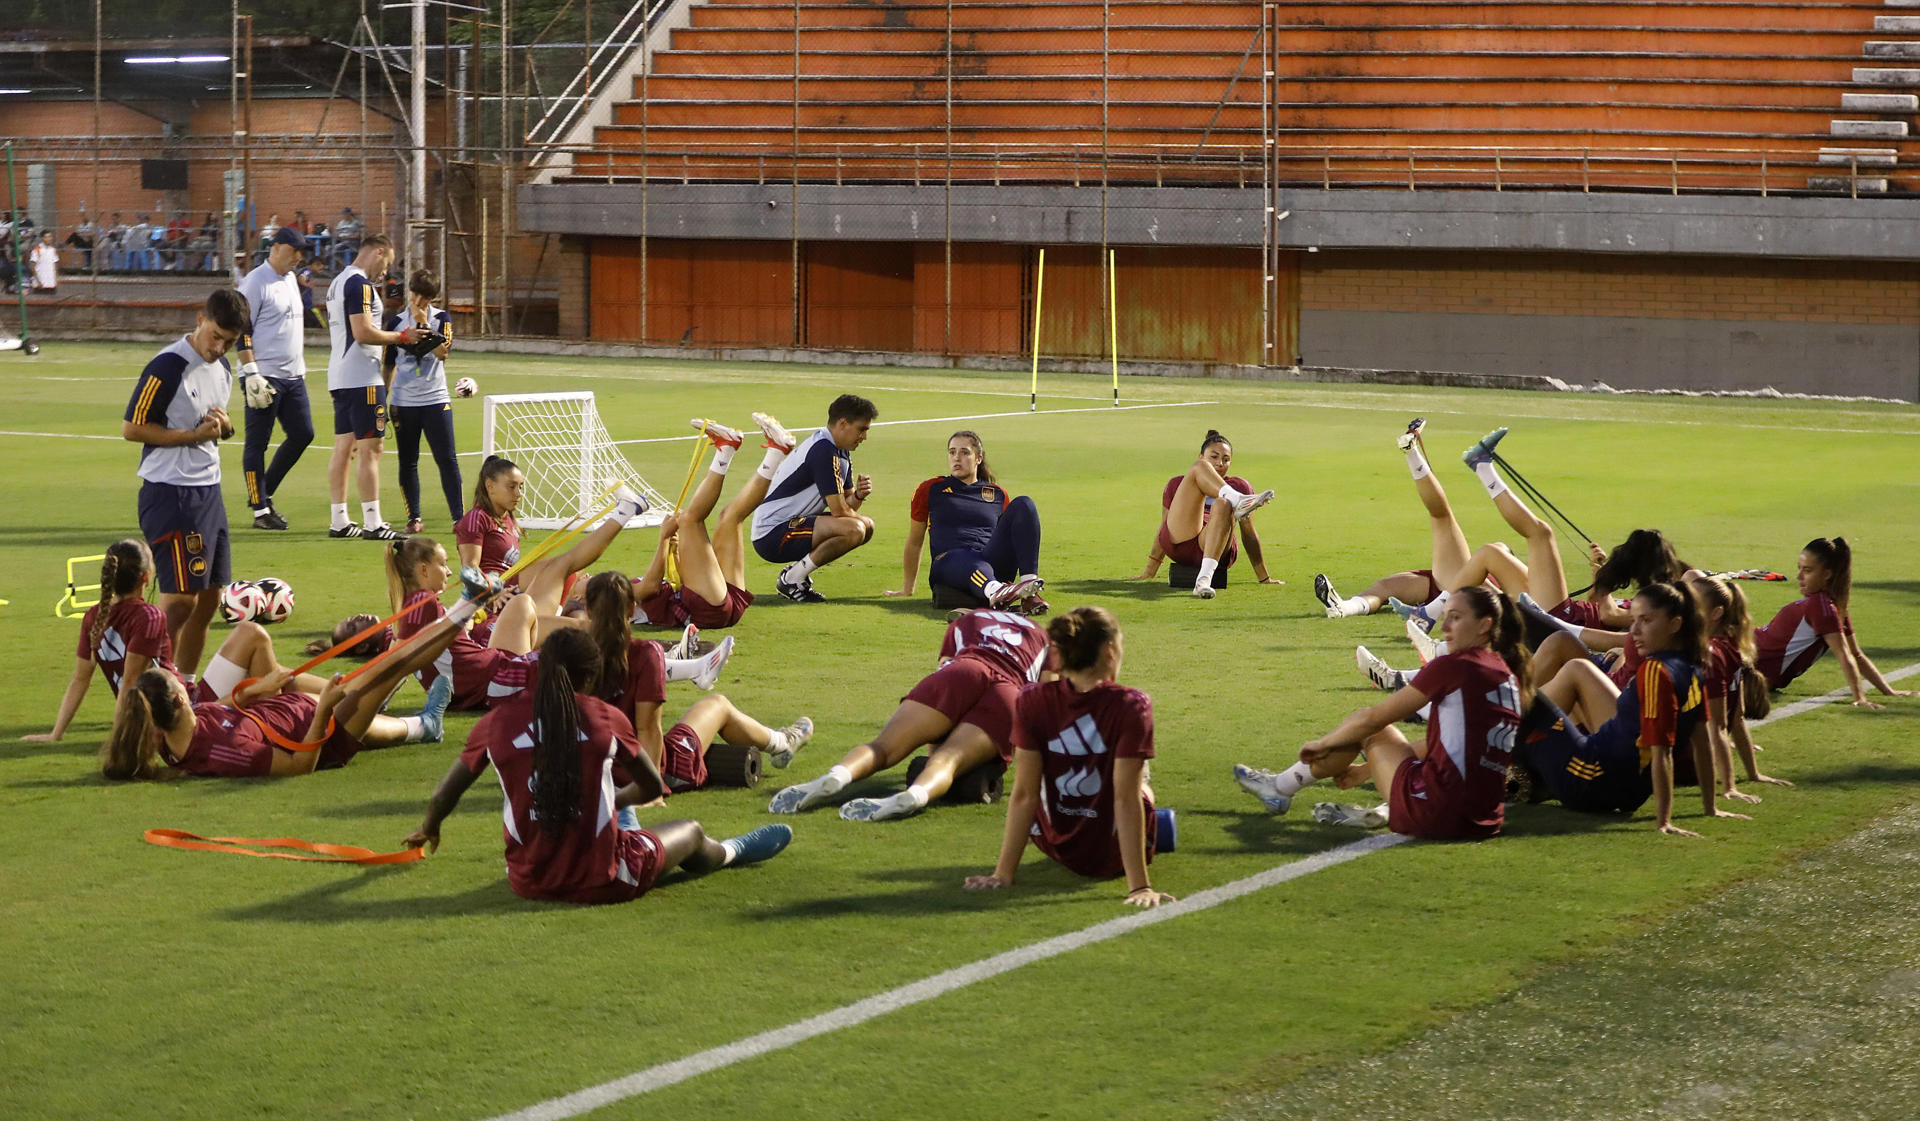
[714,468,774,589]
[1540,658,1621,731]
[648,818,794,874]
[674,692,810,764]
[672,467,732,608]
[165,589,221,680]
[326,435,363,536]
[1530,631,1589,690]
[1464,428,1570,608]
[518,483,649,613]
[769,699,951,813]
[1191,505,1238,598]
[841,722,998,821]
[352,435,393,537]
[1404,422,1472,587]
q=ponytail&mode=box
[471,455,518,518]
[529,627,600,835]
[1804,536,1852,609]
[385,535,441,615]
[1455,585,1534,709]
[100,669,177,781]
[90,539,155,652]
[1739,667,1772,721]
[1046,605,1121,673]
[581,571,634,702]
[1637,581,1709,667]
[1689,574,1767,719]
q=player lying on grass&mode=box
[1690,574,1790,800]
[750,393,879,604]
[886,429,1048,615]
[1315,418,1474,619]
[964,606,1175,907]
[769,608,1048,821]
[632,412,794,631]
[1236,585,1530,839]
[575,571,804,792]
[1133,428,1278,599]
[1754,537,1913,708]
[1510,582,1752,837]
[403,627,794,904]
[98,594,468,780]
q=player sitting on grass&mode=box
[1132,429,1278,599]
[1236,585,1529,838]
[575,571,803,792]
[1315,418,1473,619]
[29,540,179,742]
[633,412,794,630]
[403,627,794,904]
[1689,574,1790,801]
[886,429,1048,615]
[750,393,878,604]
[769,608,1048,821]
[1754,537,1913,708]
[98,592,468,780]
[964,607,1176,907]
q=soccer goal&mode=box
[480,392,668,529]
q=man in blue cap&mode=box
[234,225,315,530]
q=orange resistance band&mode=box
[231,596,443,751]
[144,828,425,865]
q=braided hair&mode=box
[529,627,602,834]
[89,539,155,653]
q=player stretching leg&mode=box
[1133,429,1279,599]
[750,394,879,603]
[1315,418,1473,619]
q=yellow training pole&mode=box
[1108,247,1119,408]
[1029,247,1046,412]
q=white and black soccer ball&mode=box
[219,580,267,624]
[454,377,477,399]
[255,577,296,624]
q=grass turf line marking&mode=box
[0,429,122,441]
[486,659,1920,1121]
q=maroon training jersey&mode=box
[77,598,173,695]
[461,692,650,903]
[1012,679,1157,879]
[163,692,320,778]
[514,637,666,731]
[939,610,1048,684]
[455,507,521,578]
[396,590,530,710]
[1401,647,1523,840]
[1755,592,1850,689]
[1703,634,1742,706]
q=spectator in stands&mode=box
[65,212,96,270]
[0,248,17,294]
[104,213,127,270]
[165,213,192,270]
[30,230,58,292]
[290,209,310,235]
[298,260,327,328]
[125,215,154,271]
[332,208,363,267]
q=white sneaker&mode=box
[767,716,813,769]
[752,411,796,453]
[666,623,700,661]
[767,770,846,814]
[691,417,744,448]
[1405,616,1438,665]
[990,574,1044,610]
[1357,645,1406,691]
[1312,801,1389,829]
[1229,488,1275,520]
[609,481,649,521]
[693,635,734,691]
[1313,573,1342,618]
[839,790,922,822]
[1233,763,1293,814]
[1192,581,1216,600]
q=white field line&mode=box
[482,658,1920,1121]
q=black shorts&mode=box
[138,480,230,593]
[331,384,388,440]
[753,515,819,564]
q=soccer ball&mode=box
[219,581,267,624]
[454,377,477,398]
[255,577,296,624]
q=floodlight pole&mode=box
[6,144,34,354]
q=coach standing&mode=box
[324,233,421,541]
[235,226,313,530]
[121,289,247,680]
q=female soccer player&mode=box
[769,607,1049,821]
[963,607,1175,907]
[99,603,464,780]
[1133,430,1278,599]
[1514,582,1749,836]
[1237,585,1529,839]
[456,458,648,608]
[1754,537,1913,707]
[383,269,459,534]
[28,540,173,741]
[1315,418,1472,618]
[886,430,1047,614]
[403,627,794,904]
[1689,574,1789,799]
[632,413,793,631]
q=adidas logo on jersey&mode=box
[1044,713,1108,757]
[511,721,591,751]
[1053,766,1104,799]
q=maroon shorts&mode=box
[905,657,1021,759]
[682,583,754,630]
[614,827,666,897]
[1410,569,1442,604]
[1157,521,1237,571]
[638,585,683,628]
[661,721,707,791]
[1387,759,1501,841]
[1033,793,1159,879]
[316,723,369,770]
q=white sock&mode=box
[1338,596,1370,617]
[821,764,852,794]
[1272,761,1318,798]
[1418,590,1452,626]
[1216,484,1246,507]
[710,445,736,476]
[1196,557,1219,588]
[447,597,479,625]
[361,500,383,528]
[756,446,788,480]
[1432,639,1450,656]
[1473,460,1508,499]
[331,503,350,530]
[399,715,427,743]
[1405,444,1431,481]
[763,728,790,754]
[719,837,742,866]
[790,554,820,580]
[900,786,932,810]
[983,579,1006,601]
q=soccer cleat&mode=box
[767,771,847,814]
[417,675,453,743]
[252,508,289,531]
[1312,801,1390,829]
[839,791,922,822]
[328,523,365,539]
[692,635,734,691]
[752,410,796,453]
[767,716,813,769]
[990,574,1044,610]
[1018,593,1051,618]
[691,417,745,449]
[666,623,700,661]
[459,566,504,602]
[722,823,794,867]
[1357,645,1408,691]
[1192,581,1217,600]
[1233,763,1294,815]
[404,517,424,535]
[1405,615,1439,665]
[1396,416,1427,452]
[609,481,649,522]
[364,523,403,542]
[1228,488,1276,520]
[1314,573,1342,617]
[1461,426,1509,468]
[776,565,826,603]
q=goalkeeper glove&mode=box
[241,364,277,409]
[402,332,449,361]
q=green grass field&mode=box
[3,342,1918,1121]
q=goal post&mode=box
[480,391,668,529]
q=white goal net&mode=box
[480,391,668,529]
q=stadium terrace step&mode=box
[1818,146,1900,165]
[1831,117,1911,135]
[1853,66,1920,82]
[1864,40,1920,56]
[1806,174,1890,189]
[1840,91,1920,109]
[1874,16,1920,31]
